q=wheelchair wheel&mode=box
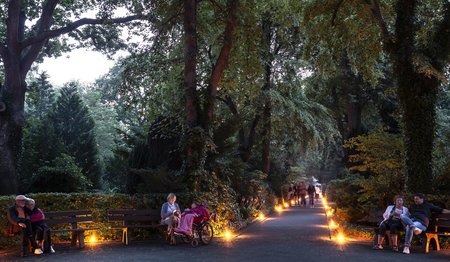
[200,223,214,245]
[181,234,191,244]
[191,239,199,247]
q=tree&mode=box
[51,83,102,188]
[0,0,151,194]
[304,1,450,192]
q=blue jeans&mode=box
[400,214,427,247]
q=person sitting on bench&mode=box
[25,199,55,253]
[400,193,450,254]
[373,195,409,251]
[7,195,43,256]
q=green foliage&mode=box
[51,82,103,188]
[30,154,90,193]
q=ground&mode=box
[2,199,449,261]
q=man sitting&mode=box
[400,193,450,254]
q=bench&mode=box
[371,211,450,253]
[45,210,97,248]
[422,213,450,253]
[107,209,166,245]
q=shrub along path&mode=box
[4,199,450,261]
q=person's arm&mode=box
[161,203,168,219]
[7,208,19,226]
[382,205,393,220]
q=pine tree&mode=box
[51,82,102,189]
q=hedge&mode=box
[1,192,266,250]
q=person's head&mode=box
[15,195,29,208]
[167,193,176,204]
[413,193,425,205]
[26,199,36,210]
[393,195,404,206]
[191,202,198,208]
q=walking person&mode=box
[298,182,307,207]
[307,183,316,208]
[400,193,450,254]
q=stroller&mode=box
[171,204,216,247]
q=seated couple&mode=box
[160,193,209,237]
[7,195,55,256]
[373,193,450,254]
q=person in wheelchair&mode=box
[173,202,209,236]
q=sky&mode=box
[38,49,121,86]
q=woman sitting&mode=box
[373,195,409,251]
[160,193,181,233]
[174,202,209,236]
[25,199,55,253]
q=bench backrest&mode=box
[428,213,450,233]
[108,209,161,225]
[45,210,94,229]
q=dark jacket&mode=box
[7,205,23,226]
[410,202,444,228]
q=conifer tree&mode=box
[51,82,102,188]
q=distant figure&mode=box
[373,195,409,252]
[161,193,181,233]
[401,193,450,254]
[7,195,43,256]
[25,199,55,253]
[307,183,316,208]
[298,182,307,207]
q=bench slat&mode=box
[45,210,92,217]
[108,216,160,222]
[46,217,93,225]
[108,209,160,216]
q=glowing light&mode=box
[329,219,338,229]
[290,200,295,205]
[224,230,233,240]
[258,213,265,220]
[275,205,283,213]
[326,210,333,217]
[336,232,346,245]
[89,234,97,243]
[283,203,289,208]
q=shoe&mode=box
[413,228,422,235]
[372,245,383,250]
[403,246,410,254]
[50,246,55,253]
[34,248,43,255]
[392,246,398,252]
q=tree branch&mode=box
[428,2,450,70]
[205,0,238,125]
[364,0,395,50]
[331,0,345,26]
[6,0,21,55]
[21,15,149,48]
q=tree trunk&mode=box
[397,73,438,193]
[261,17,272,175]
[0,71,26,195]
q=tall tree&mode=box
[51,83,102,188]
[182,0,238,189]
[304,0,450,192]
[0,0,150,194]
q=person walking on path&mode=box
[373,195,409,251]
[400,193,450,254]
[307,183,316,208]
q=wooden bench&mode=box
[45,210,97,248]
[371,211,450,253]
[421,213,450,253]
[107,209,166,245]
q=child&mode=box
[25,199,55,254]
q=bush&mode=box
[30,154,90,192]
[0,190,275,250]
